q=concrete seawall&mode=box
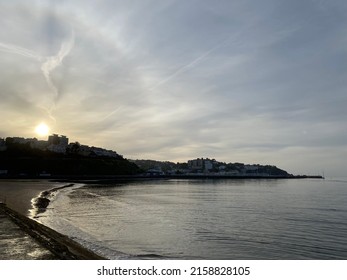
[0,202,106,260]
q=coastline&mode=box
[50,174,324,185]
[0,202,106,260]
[0,176,326,260]
[30,183,75,218]
[0,179,59,215]
[0,180,106,260]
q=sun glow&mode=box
[35,123,50,137]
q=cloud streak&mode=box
[0,30,74,120]
[1,0,347,176]
[0,42,40,60]
[41,30,75,109]
[148,37,230,91]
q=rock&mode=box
[34,197,50,209]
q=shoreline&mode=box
[0,174,324,181]
[50,174,324,185]
[0,202,106,260]
[0,176,325,260]
[0,180,106,260]
[0,179,61,215]
[31,183,75,218]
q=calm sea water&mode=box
[34,178,347,259]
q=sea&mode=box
[31,178,347,259]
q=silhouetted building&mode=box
[47,134,69,154]
[48,134,69,146]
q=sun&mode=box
[35,123,50,137]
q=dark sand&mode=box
[0,179,105,260]
[0,180,64,259]
[0,179,61,215]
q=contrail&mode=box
[0,42,41,60]
[148,49,214,91]
[0,30,75,120]
[148,37,232,91]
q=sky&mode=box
[0,0,346,177]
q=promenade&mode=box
[0,203,56,259]
[0,202,106,260]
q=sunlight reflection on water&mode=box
[36,178,347,259]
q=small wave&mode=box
[30,183,76,218]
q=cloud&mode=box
[40,30,74,111]
[0,30,74,120]
[0,0,346,176]
[0,42,40,59]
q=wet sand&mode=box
[0,179,60,215]
[0,204,56,260]
[0,179,106,260]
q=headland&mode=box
[0,134,324,179]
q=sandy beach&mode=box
[0,179,60,215]
[0,179,105,260]
[0,179,65,260]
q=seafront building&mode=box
[188,158,214,172]
[2,134,120,158]
[133,157,286,177]
[0,138,6,151]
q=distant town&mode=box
[1,134,323,179]
[0,134,138,177]
[130,158,291,177]
[0,134,121,159]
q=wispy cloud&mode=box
[0,42,40,60]
[147,36,232,91]
[41,30,75,110]
[1,0,346,176]
[0,30,74,120]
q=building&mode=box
[90,147,119,158]
[30,139,49,150]
[48,134,69,146]
[5,137,48,151]
[0,138,6,151]
[2,134,121,158]
[204,160,213,172]
[11,137,33,144]
[188,158,204,170]
[188,158,214,173]
[242,164,259,175]
[47,134,69,154]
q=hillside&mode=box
[130,158,291,177]
[0,137,141,177]
[1,135,293,178]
